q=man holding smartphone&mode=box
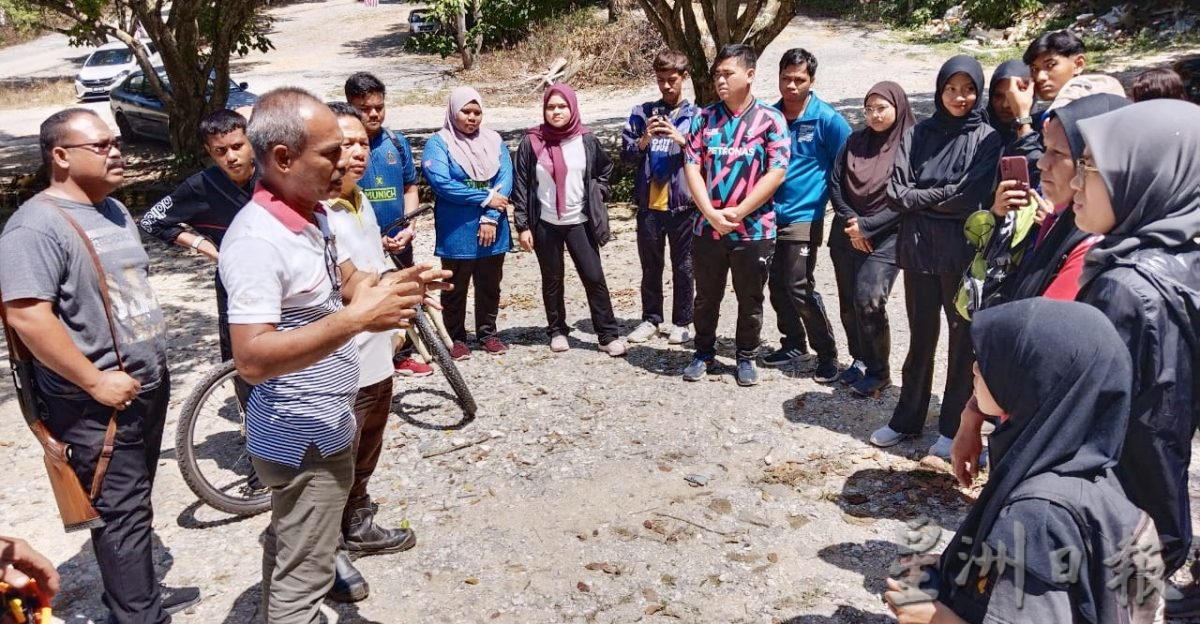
[620,49,698,346]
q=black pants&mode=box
[532,221,619,344]
[829,244,900,378]
[889,271,974,438]
[215,271,233,362]
[767,238,837,360]
[440,254,505,342]
[636,209,694,327]
[692,234,774,361]
[39,373,171,624]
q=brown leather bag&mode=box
[0,203,129,532]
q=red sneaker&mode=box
[481,336,508,354]
[450,341,471,361]
[394,356,433,377]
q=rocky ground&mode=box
[3,2,1200,623]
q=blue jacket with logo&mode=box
[772,94,851,226]
[619,99,697,214]
[361,128,418,236]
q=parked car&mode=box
[109,69,257,142]
[408,9,442,35]
[74,40,161,100]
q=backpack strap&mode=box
[54,203,123,500]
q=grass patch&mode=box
[0,77,77,110]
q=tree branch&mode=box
[746,0,796,54]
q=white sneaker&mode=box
[927,435,954,460]
[668,324,692,345]
[627,321,658,343]
[550,335,569,352]
[601,338,627,357]
[870,425,908,448]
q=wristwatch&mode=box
[1012,116,1033,128]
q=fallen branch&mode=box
[421,436,489,459]
[653,512,734,536]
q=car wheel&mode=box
[114,112,138,143]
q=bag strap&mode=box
[53,204,123,500]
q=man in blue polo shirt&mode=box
[345,71,430,377]
[764,48,851,384]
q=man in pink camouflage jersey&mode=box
[682,43,790,387]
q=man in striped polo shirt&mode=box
[219,88,448,623]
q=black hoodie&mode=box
[888,55,1004,275]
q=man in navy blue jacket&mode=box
[765,48,851,382]
[620,49,698,346]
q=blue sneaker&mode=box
[682,356,713,382]
[735,359,760,386]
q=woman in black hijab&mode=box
[985,59,1043,187]
[827,81,917,397]
[1072,99,1200,581]
[886,298,1162,623]
[869,55,1003,457]
[951,93,1131,488]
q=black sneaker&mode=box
[851,374,892,398]
[836,360,866,385]
[160,585,201,615]
[813,359,839,384]
[762,347,805,367]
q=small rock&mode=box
[767,552,779,563]
[577,581,590,592]
[684,473,709,487]
[464,577,480,585]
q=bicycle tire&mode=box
[414,307,477,416]
[175,360,271,516]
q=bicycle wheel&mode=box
[414,306,477,416]
[175,360,271,516]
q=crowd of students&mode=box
[1,25,1199,624]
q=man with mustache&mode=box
[0,108,199,622]
[218,88,448,622]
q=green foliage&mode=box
[962,0,1040,28]
[0,0,42,35]
[404,0,569,58]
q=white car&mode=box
[74,40,160,100]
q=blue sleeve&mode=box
[824,112,853,168]
[620,104,647,165]
[393,131,418,186]
[423,136,491,207]
[484,145,514,222]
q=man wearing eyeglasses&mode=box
[0,108,199,622]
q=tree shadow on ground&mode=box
[343,22,412,59]
[778,605,894,623]
[839,467,970,534]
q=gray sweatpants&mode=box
[252,445,353,624]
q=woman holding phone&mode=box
[827,81,916,398]
[513,84,624,356]
[868,55,1002,458]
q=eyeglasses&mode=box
[863,105,892,116]
[60,138,121,155]
[1074,158,1100,179]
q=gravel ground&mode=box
[3,3,1200,623]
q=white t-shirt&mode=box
[218,187,359,467]
[536,135,587,225]
[324,191,397,388]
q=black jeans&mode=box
[39,373,171,624]
[215,271,233,362]
[829,244,900,378]
[692,234,774,361]
[532,221,619,344]
[440,254,505,342]
[636,209,694,327]
[767,238,838,360]
[889,271,974,438]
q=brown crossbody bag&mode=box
[0,203,128,532]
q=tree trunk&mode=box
[608,0,624,23]
[454,4,473,69]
